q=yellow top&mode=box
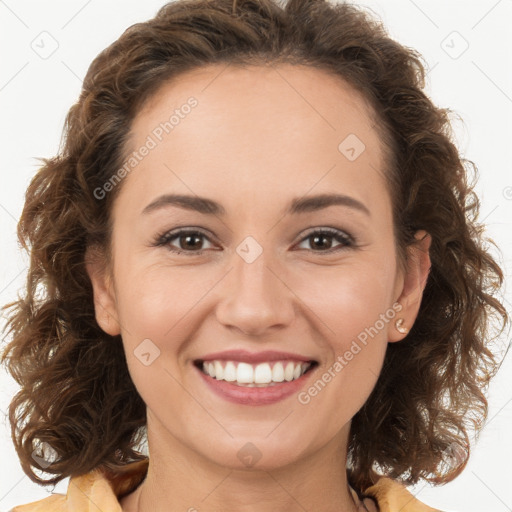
[10,459,441,512]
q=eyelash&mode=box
[152,227,357,256]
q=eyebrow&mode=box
[141,193,371,217]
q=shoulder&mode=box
[11,464,440,512]
[363,477,442,512]
[10,460,149,512]
[9,493,66,512]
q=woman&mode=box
[1,0,509,510]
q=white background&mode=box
[1,1,511,511]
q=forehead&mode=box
[133,62,382,146]
[121,63,389,215]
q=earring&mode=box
[395,318,409,334]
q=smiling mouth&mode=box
[193,359,318,387]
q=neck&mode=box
[122,413,361,512]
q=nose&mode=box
[215,245,295,336]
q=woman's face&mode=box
[87,64,430,471]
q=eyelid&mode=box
[299,226,354,241]
[294,226,355,251]
[152,225,357,255]
[152,226,217,250]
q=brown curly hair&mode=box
[1,0,509,495]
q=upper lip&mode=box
[196,350,316,364]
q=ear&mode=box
[388,229,432,343]
[84,245,121,337]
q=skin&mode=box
[86,63,431,512]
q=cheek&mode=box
[294,258,395,397]
[115,252,397,344]
[294,265,394,422]
[295,258,397,340]
[283,270,393,445]
[112,267,203,400]
[114,261,207,341]
[112,224,398,347]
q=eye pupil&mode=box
[157,228,352,256]
[311,234,332,250]
[181,233,202,250]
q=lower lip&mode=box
[195,363,317,406]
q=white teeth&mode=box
[214,361,224,380]
[272,362,285,382]
[224,361,237,381]
[200,359,313,385]
[236,362,254,383]
[254,363,272,384]
[284,361,295,381]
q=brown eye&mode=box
[296,228,354,253]
[153,227,355,256]
[175,232,205,251]
[155,229,215,254]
